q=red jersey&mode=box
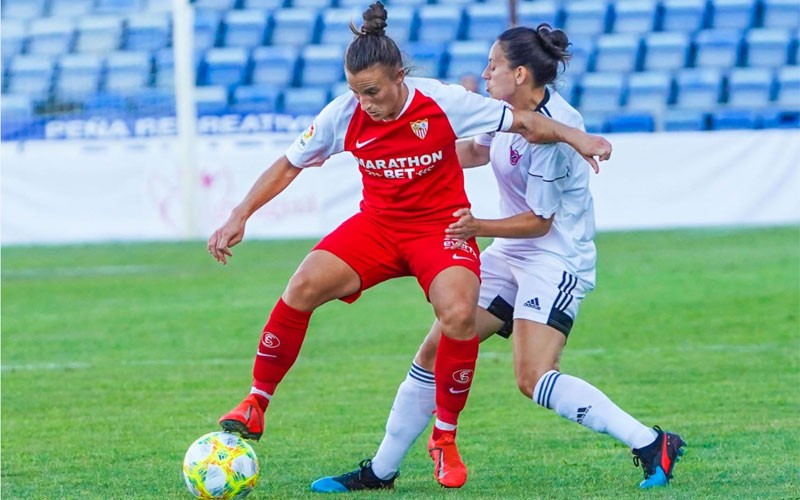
[285,77,512,225]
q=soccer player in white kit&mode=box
[312,24,685,493]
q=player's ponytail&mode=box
[497,24,571,88]
[345,2,404,74]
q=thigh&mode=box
[511,264,586,338]
[476,247,519,338]
[313,213,409,303]
[402,231,481,299]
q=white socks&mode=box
[370,363,435,480]
[533,370,657,450]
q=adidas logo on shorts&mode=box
[523,298,541,310]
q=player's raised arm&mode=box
[208,155,302,265]
[508,109,611,173]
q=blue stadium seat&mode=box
[710,108,759,129]
[663,109,709,130]
[126,88,175,116]
[194,10,222,51]
[384,6,415,43]
[761,0,800,29]
[793,29,800,65]
[693,29,742,69]
[446,41,490,80]
[55,53,105,99]
[744,29,792,67]
[385,0,427,6]
[517,1,560,28]
[222,9,269,47]
[406,42,446,78]
[580,112,606,133]
[242,0,285,8]
[125,12,171,52]
[709,0,757,29]
[231,85,282,114]
[104,51,152,92]
[251,45,298,86]
[775,66,800,108]
[292,0,333,7]
[578,72,625,112]
[611,0,658,34]
[555,73,580,105]
[75,16,124,53]
[194,0,238,9]
[1,0,47,20]
[6,56,55,99]
[27,18,75,56]
[83,92,129,115]
[760,108,800,128]
[674,68,723,108]
[195,85,229,115]
[154,49,175,88]
[626,71,672,111]
[202,47,250,87]
[0,94,34,121]
[642,32,690,71]
[562,0,610,36]
[592,33,641,72]
[464,4,509,41]
[94,0,144,15]
[49,0,95,18]
[1,20,27,58]
[319,8,361,45]
[727,67,774,107]
[417,6,464,44]
[660,0,707,32]
[270,8,320,46]
[142,0,172,12]
[564,34,594,74]
[282,87,329,115]
[604,111,655,132]
[299,44,344,87]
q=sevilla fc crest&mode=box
[410,119,429,140]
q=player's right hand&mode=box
[207,216,246,265]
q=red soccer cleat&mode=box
[218,394,264,441]
[428,432,468,488]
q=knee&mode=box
[284,270,325,310]
[437,302,476,339]
[515,364,557,400]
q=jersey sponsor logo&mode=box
[356,150,443,179]
[509,146,521,166]
[410,119,429,140]
[444,238,479,260]
[261,331,281,349]
[296,122,315,151]
[355,136,377,149]
[452,369,473,384]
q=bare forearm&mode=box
[475,212,552,239]
[233,156,302,219]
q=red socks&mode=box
[434,333,479,428]
[251,298,311,404]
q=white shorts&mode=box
[477,246,588,337]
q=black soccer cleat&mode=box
[632,425,686,488]
[310,459,398,493]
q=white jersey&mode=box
[475,88,597,289]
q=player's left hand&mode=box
[446,208,480,243]
[573,133,612,174]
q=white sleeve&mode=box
[474,132,494,146]
[524,144,571,219]
[284,94,355,168]
[413,78,512,138]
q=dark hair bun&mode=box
[536,23,571,62]
[361,1,388,36]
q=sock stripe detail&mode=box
[536,371,561,409]
[408,362,435,386]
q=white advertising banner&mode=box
[2,129,799,246]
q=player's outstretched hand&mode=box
[207,215,246,265]
[446,208,480,244]
[574,133,612,174]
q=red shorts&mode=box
[313,212,481,303]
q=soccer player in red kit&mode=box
[207,1,611,489]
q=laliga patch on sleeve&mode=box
[296,122,316,151]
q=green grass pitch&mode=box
[2,226,798,499]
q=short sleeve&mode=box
[474,132,494,146]
[524,144,571,218]
[285,94,355,168]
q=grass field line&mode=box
[1,341,786,373]
[1,264,172,279]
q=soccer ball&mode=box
[182,431,260,499]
